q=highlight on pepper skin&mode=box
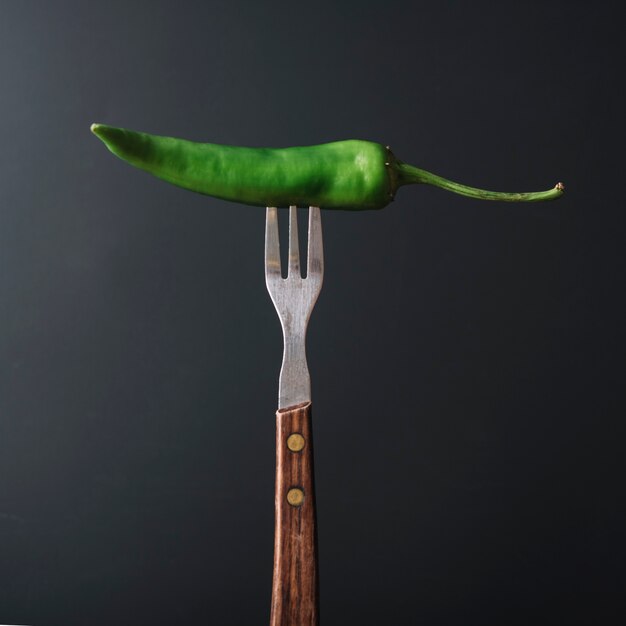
[91,123,564,210]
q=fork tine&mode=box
[307,206,323,278]
[265,207,281,281]
[288,205,300,277]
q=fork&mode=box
[265,205,324,626]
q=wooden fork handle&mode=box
[270,402,319,626]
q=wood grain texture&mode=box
[270,402,319,626]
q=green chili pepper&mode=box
[91,123,564,210]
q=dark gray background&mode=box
[1,1,624,624]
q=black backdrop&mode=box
[1,1,624,625]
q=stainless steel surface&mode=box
[265,206,324,409]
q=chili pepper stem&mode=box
[395,161,564,202]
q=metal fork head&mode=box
[265,206,324,409]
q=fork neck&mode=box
[278,333,311,410]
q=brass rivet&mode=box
[287,488,304,507]
[287,433,305,452]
